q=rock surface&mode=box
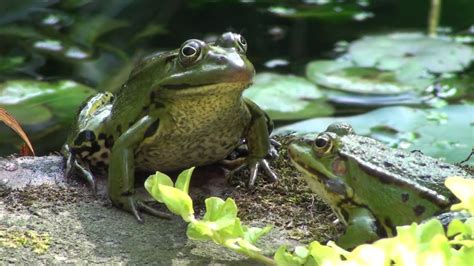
[0,156,295,264]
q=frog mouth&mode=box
[161,82,251,97]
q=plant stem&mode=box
[428,0,441,37]
[233,247,276,266]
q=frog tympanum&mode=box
[64,32,277,221]
[288,122,472,248]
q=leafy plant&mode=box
[146,168,474,266]
[145,167,274,265]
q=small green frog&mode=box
[64,32,277,221]
[288,122,472,248]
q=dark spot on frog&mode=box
[384,218,396,236]
[439,164,451,169]
[74,130,96,145]
[413,205,426,217]
[144,119,161,138]
[105,136,114,148]
[395,153,405,158]
[419,175,432,179]
[374,219,388,238]
[383,161,394,168]
[71,141,101,157]
[100,152,109,159]
[401,193,409,202]
[98,133,106,140]
[403,52,415,57]
[95,161,107,168]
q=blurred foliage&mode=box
[0,0,472,157]
[0,80,95,155]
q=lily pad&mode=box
[244,73,333,120]
[267,3,370,22]
[0,80,96,155]
[306,60,434,94]
[275,104,474,166]
[348,32,473,73]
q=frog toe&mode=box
[247,159,278,188]
[114,195,172,222]
[137,201,173,220]
[74,161,97,195]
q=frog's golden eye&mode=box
[179,40,202,66]
[238,35,247,53]
[313,134,333,154]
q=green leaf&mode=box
[186,220,214,241]
[347,32,473,73]
[202,197,238,222]
[306,60,433,94]
[243,225,272,244]
[175,166,194,194]
[348,244,388,266]
[274,246,306,266]
[308,241,343,264]
[244,73,333,120]
[446,176,474,214]
[417,219,445,243]
[157,184,194,222]
[0,80,95,156]
[144,171,174,203]
[447,219,468,237]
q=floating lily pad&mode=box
[244,73,333,120]
[267,3,371,22]
[348,32,474,73]
[0,80,96,155]
[275,105,474,165]
[306,60,434,94]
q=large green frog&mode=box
[288,122,472,248]
[64,32,277,221]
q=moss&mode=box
[0,228,51,254]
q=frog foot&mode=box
[64,145,97,194]
[248,158,278,188]
[268,139,281,159]
[112,194,173,222]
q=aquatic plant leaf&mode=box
[306,60,432,94]
[348,32,473,73]
[244,73,333,120]
[0,80,96,155]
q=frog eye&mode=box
[179,40,202,66]
[313,134,333,154]
[238,35,247,53]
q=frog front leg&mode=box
[336,207,384,249]
[243,98,278,187]
[108,115,171,222]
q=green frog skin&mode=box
[288,122,472,248]
[64,32,277,221]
